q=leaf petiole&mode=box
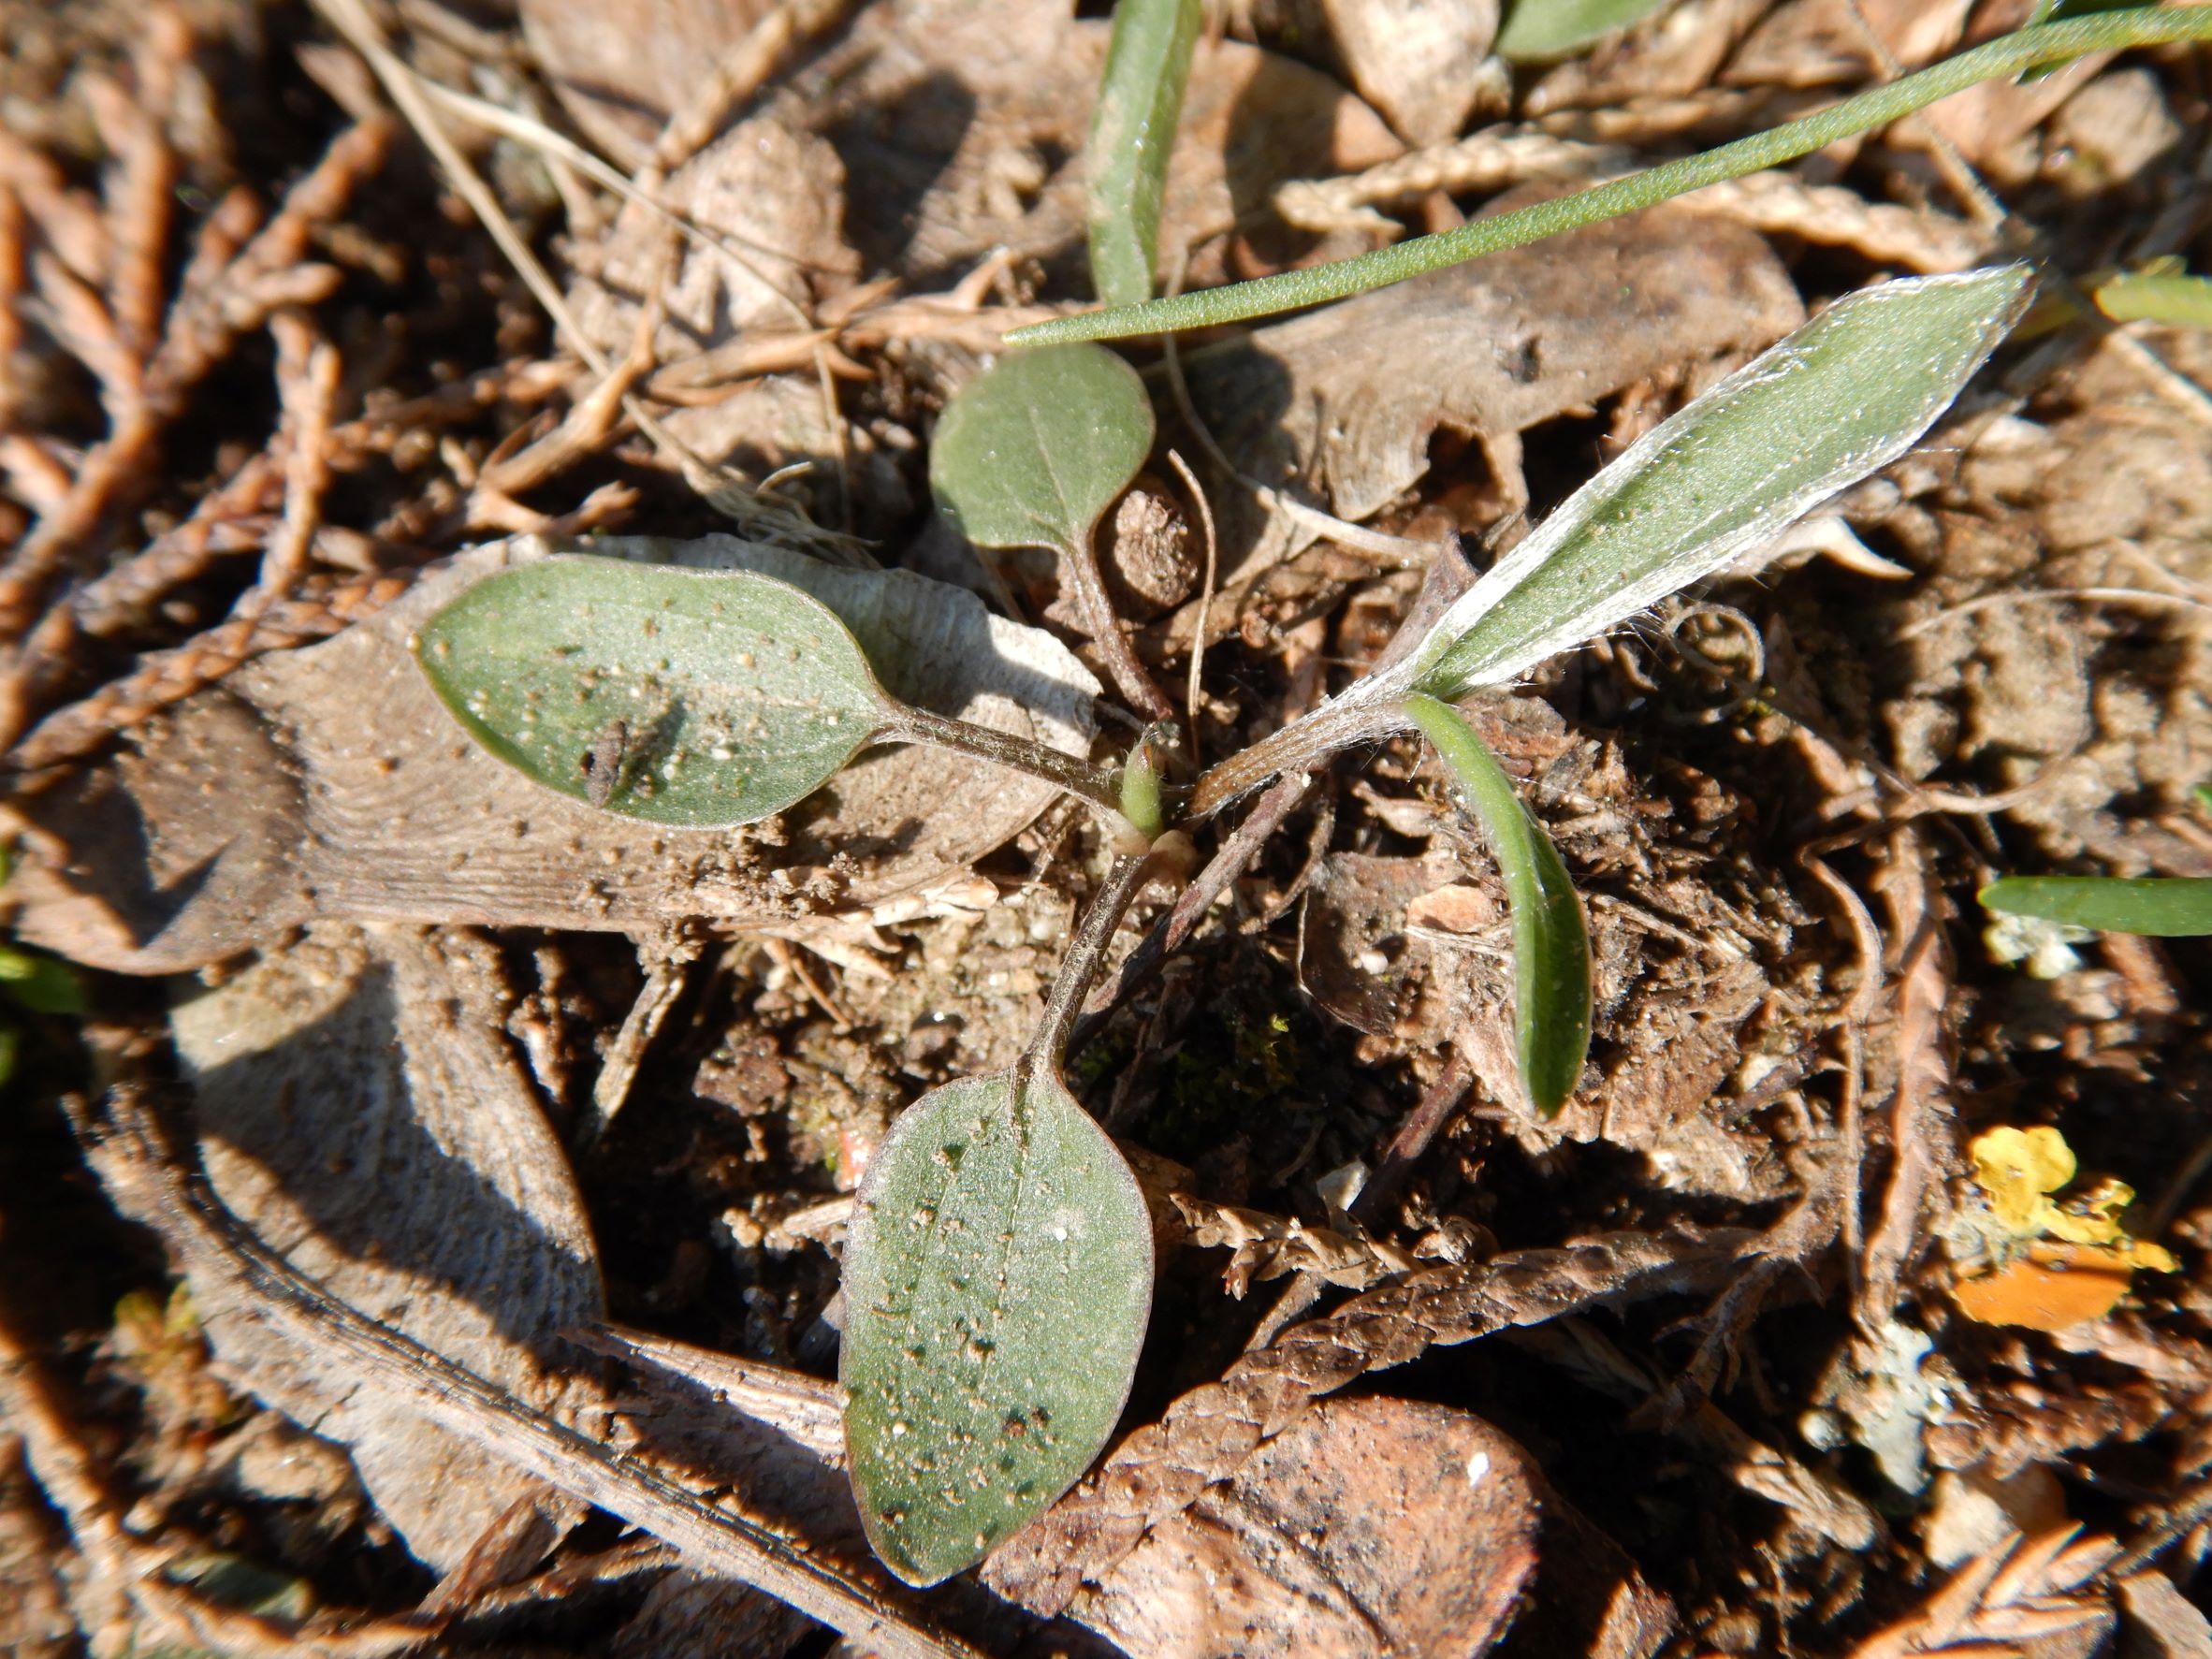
[886,703,1129,822]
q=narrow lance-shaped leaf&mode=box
[415,556,890,827]
[1496,0,1671,63]
[1087,0,1201,308]
[840,1068,1155,1585]
[1187,267,2036,817]
[1980,877,2212,939]
[1404,694,1591,1118]
[1404,265,2033,701]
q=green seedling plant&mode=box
[415,260,2033,1581]
[407,0,2150,1590]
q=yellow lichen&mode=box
[1965,1125,2175,1269]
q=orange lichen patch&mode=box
[1951,1241,2166,1332]
[1953,1127,2177,1331]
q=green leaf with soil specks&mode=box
[1405,266,2034,702]
[930,345,1156,557]
[841,1068,1154,1586]
[1404,694,1590,1117]
[1496,0,1671,62]
[1980,876,2212,938]
[415,555,889,827]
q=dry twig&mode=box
[73,1085,989,1659]
[1845,1529,2119,1659]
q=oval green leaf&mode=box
[1087,0,1201,308]
[1406,266,2034,702]
[841,1068,1154,1586]
[1979,876,2212,939]
[414,554,889,827]
[1496,0,1672,62]
[1404,694,1591,1118]
[929,344,1157,556]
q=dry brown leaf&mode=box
[1178,202,1804,584]
[1885,348,2212,879]
[1308,0,1501,146]
[138,924,604,1571]
[1846,1527,2119,1659]
[73,1088,991,1659]
[1404,880,1500,933]
[518,0,776,166]
[568,115,861,355]
[1728,0,1972,89]
[804,4,1403,290]
[6,534,1096,973]
[2117,1571,2212,1659]
[1300,851,1463,1039]
[1074,1397,1541,1659]
[1521,0,1770,116]
[984,1223,1755,1614]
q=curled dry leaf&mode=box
[122,924,603,1570]
[1312,0,1500,146]
[1171,1191,1418,1296]
[985,1223,1754,1613]
[1076,1398,1541,1659]
[6,534,1097,973]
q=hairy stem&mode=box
[1011,6,2212,343]
[1063,531,1178,721]
[1027,840,1190,1075]
[1186,691,1404,819]
[886,702,1128,819]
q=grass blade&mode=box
[1087,0,1202,308]
[1980,877,2212,938]
[1011,7,2212,343]
[1404,694,1590,1117]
